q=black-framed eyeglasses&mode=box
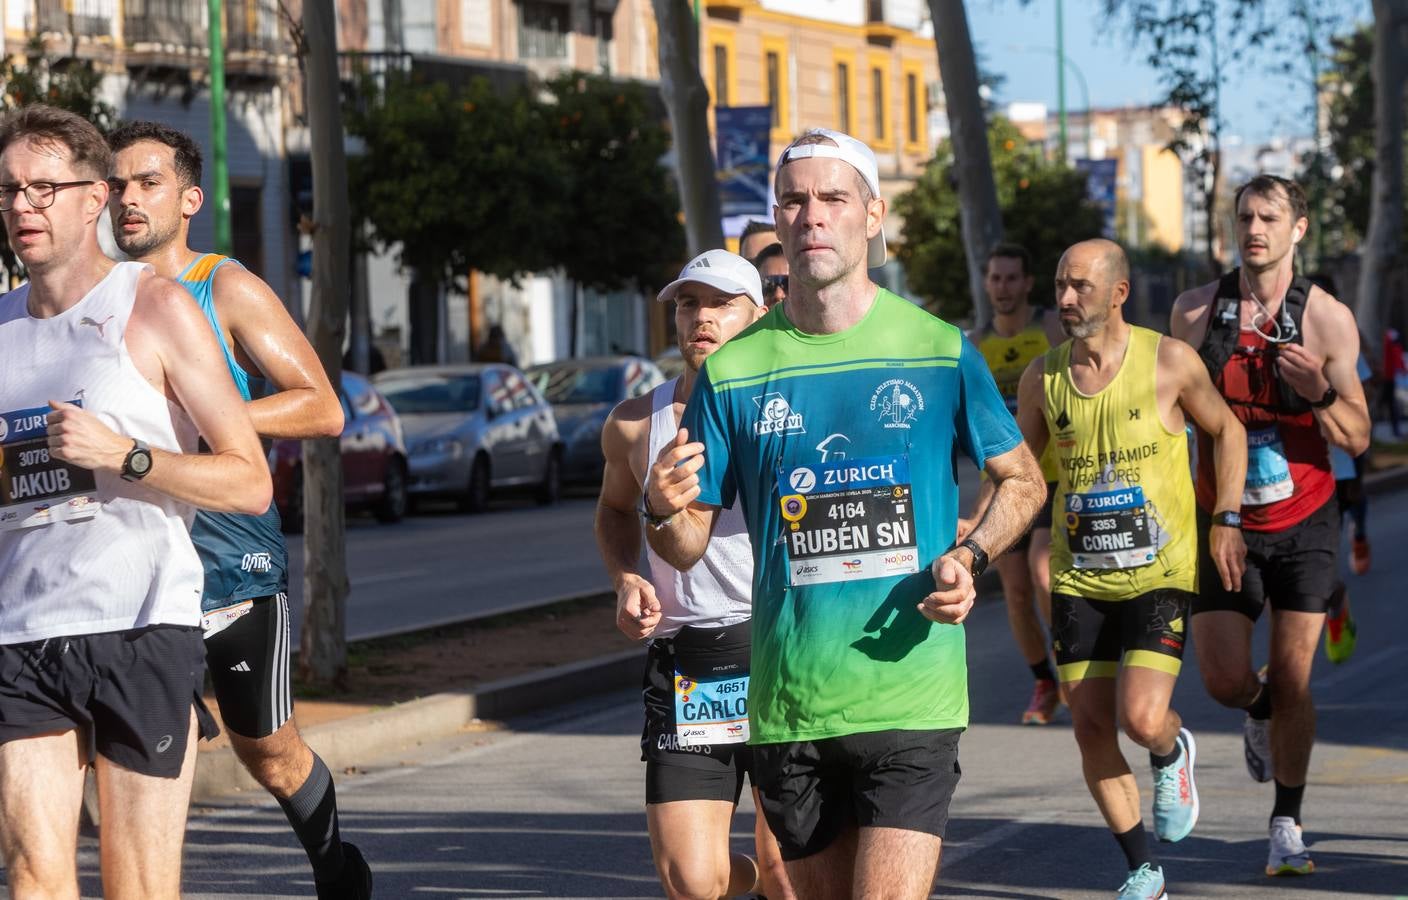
[762,275,789,294]
[0,180,97,212]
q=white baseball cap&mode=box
[656,249,765,307]
[775,128,887,268]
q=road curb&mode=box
[195,465,1408,802]
[192,647,646,802]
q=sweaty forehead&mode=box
[0,136,78,182]
[1238,187,1291,216]
[776,155,861,195]
[114,141,177,177]
[676,284,741,305]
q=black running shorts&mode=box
[0,625,218,778]
[641,629,752,805]
[752,728,962,861]
[204,594,294,739]
[1193,499,1339,620]
[1051,589,1192,683]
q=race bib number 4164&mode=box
[777,454,920,587]
[0,402,98,531]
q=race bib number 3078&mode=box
[0,402,98,531]
[777,454,920,586]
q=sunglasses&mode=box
[762,275,789,294]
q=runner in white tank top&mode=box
[0,106,270,900]
[595,250,793,899]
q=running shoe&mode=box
[1324,585,1358,665]
[1350,535,1371,575]
[317,842,373,900]
[1266,816,1315,876]
[1022,677,1060,725]
[1244,667,1274,783]
[1116,863,1167,899]
[1152,727,1198,843]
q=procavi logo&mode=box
[754,393,805,436]
[870,380,925,429]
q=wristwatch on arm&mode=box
[1309,384,1338,410]
[958,538,989,578]
[120,439,153,482]
[639,495,674,531]
[1211,510,1242,528]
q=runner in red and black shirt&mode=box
[1170,175,1371,878]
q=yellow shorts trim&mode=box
[1058,660,1119,683]
[1124,649,1182,676]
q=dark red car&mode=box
[269,371,409,533]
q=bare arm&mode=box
[1169,282,1217,346]
[594,399,662,639]
[642,427,720,571]
[1163,337,1246,591]
[965,434,1046,564]
[47,276,271,515]
[216,265,343,440]
[1277,293,1371,455]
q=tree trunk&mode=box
[651,0,724,255]
[299,0,352,689]
[929,0,1002,330]
[1356,0,1408,338]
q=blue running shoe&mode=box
[1152,727,1199,843]
[1117,863,1167,899]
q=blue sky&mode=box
[964,0,1363,145]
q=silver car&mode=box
[373,364,562,512]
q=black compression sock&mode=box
[1244,681,1272,720]
[1272,780,1305,825]
[1113,821,1156,869]
[1149,742,1181,769]
[1030,659,1056,683]
[277,753,347,883]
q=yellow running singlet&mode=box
[976,322,1058,481]
[1044,326,1196,600]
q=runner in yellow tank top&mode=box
[961,244,1067,726]
[1015,240,1248,900]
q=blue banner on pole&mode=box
[1075,158,1118,239]
[715,105,773,219]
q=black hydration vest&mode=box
[1197,267,1314,416]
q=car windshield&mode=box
[530,366,620,405]
[377,375,481,414]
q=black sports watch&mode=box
[639,496,674,531]
[1309,385,1338,410]
[958,538,989,578]
[120,439,153,482]
[1212,510,1242,528]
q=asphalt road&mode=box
[285,472,985,644]
[154,486,1408,898]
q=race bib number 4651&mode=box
[0,402,98,531]
[777,454,920,587]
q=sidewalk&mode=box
[192,462,1408,802]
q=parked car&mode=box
[373,364,562,512]
[270,371,409,534]
[526,356,665,484]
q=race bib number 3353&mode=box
[777,454,920,586]
[0,401,98,531]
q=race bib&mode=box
[1244,427,1293,506]
[674,671,749,747]
[1064,485,1156,570]
[0,401,98,532]
[777,454,920,587]
[202,598,255,639]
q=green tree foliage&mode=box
[542,73,684,292]
[345,71,683,295]
[894,117,1106,320]
[0,40,116,131]
[1300,25,1406,258]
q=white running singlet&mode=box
[645,378,752,637]
[0,262,203,643]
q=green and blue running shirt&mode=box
[680,288,1022,744]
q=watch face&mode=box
[130,452,151,475]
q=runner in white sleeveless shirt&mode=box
[596,249,793,899]
[0,106,269,899]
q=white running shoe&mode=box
[1266,816,1315,876]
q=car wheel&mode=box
[281,466,305,534]
[375,457,409,524]
[459,454,491,514]
[535,449,562,506]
